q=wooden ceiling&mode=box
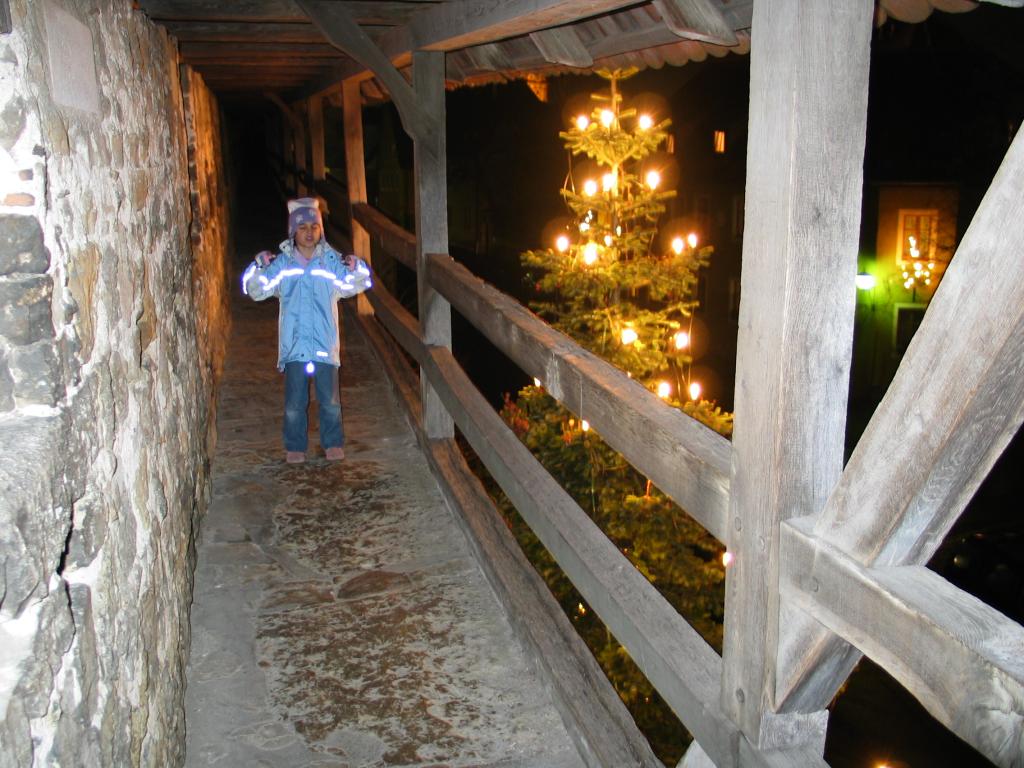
[134,0,991,101]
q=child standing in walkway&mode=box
[243,197,372,464]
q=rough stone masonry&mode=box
[0,1,229,765]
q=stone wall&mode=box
[0,1,229,765]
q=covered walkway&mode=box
[183,257,585,766]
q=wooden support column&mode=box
[342,78,372,316]
[720,0,872,754]
[308,93,325,181]
[413,50,453,439]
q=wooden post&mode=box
[342,79,372,315]
[413,50,454,440]
[308,93,325,181]
[720,0,872,753]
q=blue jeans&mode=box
[283,361,344,452]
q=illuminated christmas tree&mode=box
[522,67,730,430]
[496,69,733,762]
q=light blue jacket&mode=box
[242,239,372,369]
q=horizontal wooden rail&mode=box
[426,252,732,544]
[781,516,1024,766]
[350,201,730,541]
[353,202,417,270]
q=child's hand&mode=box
[343,254,357,270]
[255,250,276,268]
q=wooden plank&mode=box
[529,27,593,66]
[296,0,438,146]
[365,285,425,367]
[781,516,1024,766]
[463,42,515,71]
[190,61,329,71]
[720,0,872,752]
[412,51,453,439]
[179,41,347,58]
[136,0,426,25]
[776,103,1024,716]
[424,252,731,543]
[402,0,648,52]
[353,203,417,270]
[342,79,372,314]
[160,21,327,42]
[652,0,738,45]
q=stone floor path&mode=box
[184,290,586,768]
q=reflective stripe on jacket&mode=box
[242,239,372,369]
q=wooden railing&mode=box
[346,204,826,768]
[342,198,1024,768]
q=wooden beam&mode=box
[353,203,417,270]
[529,26,593,67]
[296,0,437,147]
[781,517,1024,766]
[412,51,453,439]
[776,103,1024,716]
[297,0,654,95]
[179,41,347,58]
[342,80,372,315]
[424,252,731,543]
[652,0,739,45]
[190,62,329,71]
[402,0,647,52]
[462,42,515,72]
[160,21,326,42]
[350,207,730,538]
[720,0,872,752]
[136,0,427,25]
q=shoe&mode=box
[285,451,305,464]
[325,446,345,461]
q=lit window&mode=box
[713,130,726,154]
[897,209,939,266]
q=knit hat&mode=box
[287,197,323,238]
